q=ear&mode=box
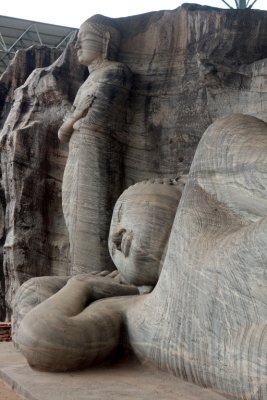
[103,31,110,59]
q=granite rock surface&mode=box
[0,40,87,317]
[0,45,64,319]
[127,114,267,399]
[2,4,267,315]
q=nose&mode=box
[75,40,80,50]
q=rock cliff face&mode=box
[0,45,65,319]
[2,4,267,317]
[115,4,267,181]
[0,41,87,318]
[0,45,61,129]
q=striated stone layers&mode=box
[2,4,267,315]
[13,115,267,399]
[0,41,87,318]
[13,178,183,369]
[127,114,267,399]
[115,4,267,181]
[0,45,63,319]
[0,45,61,129]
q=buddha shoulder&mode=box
[91,62,132,88]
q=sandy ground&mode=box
[0,378,23,400]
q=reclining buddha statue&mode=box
[12,10,267,400]
[13,178,184,370]
[14,113,267,400]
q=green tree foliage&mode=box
[221,0,257,8]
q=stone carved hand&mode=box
[58,94,96,143]
[87,270,122,282]
[67,272,139,302]
[16,271,139,371]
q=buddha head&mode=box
[108,178,185,286]
[75,14,121,66]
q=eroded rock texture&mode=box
[0,41,87,317]
[127,114,267,399]
[0,45,62,319]
[115,4,267,181]
[2,4,267,315]
[0,45,61,129]
[13,115,267,399]
[13,178,183,369]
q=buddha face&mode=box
[108,183,181,286]
[75,23,104,66]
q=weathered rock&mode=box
[13,114,267,398]
[127,113,267,400]
[109,178,185,286]
[60,17,133,274]
[3,4,267,315]
[115,4,267,181]
[0,184,5,319]
[14,178,183,370]
[0,46,62,319]
[8,6,267,397]
[0,40,87,317]
[0,45,61,129]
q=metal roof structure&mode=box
[221,0,257,8]
[0,15,77,74]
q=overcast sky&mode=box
[1,0,266,28]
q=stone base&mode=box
[0,343,227,400]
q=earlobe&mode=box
[103,31,111,59]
